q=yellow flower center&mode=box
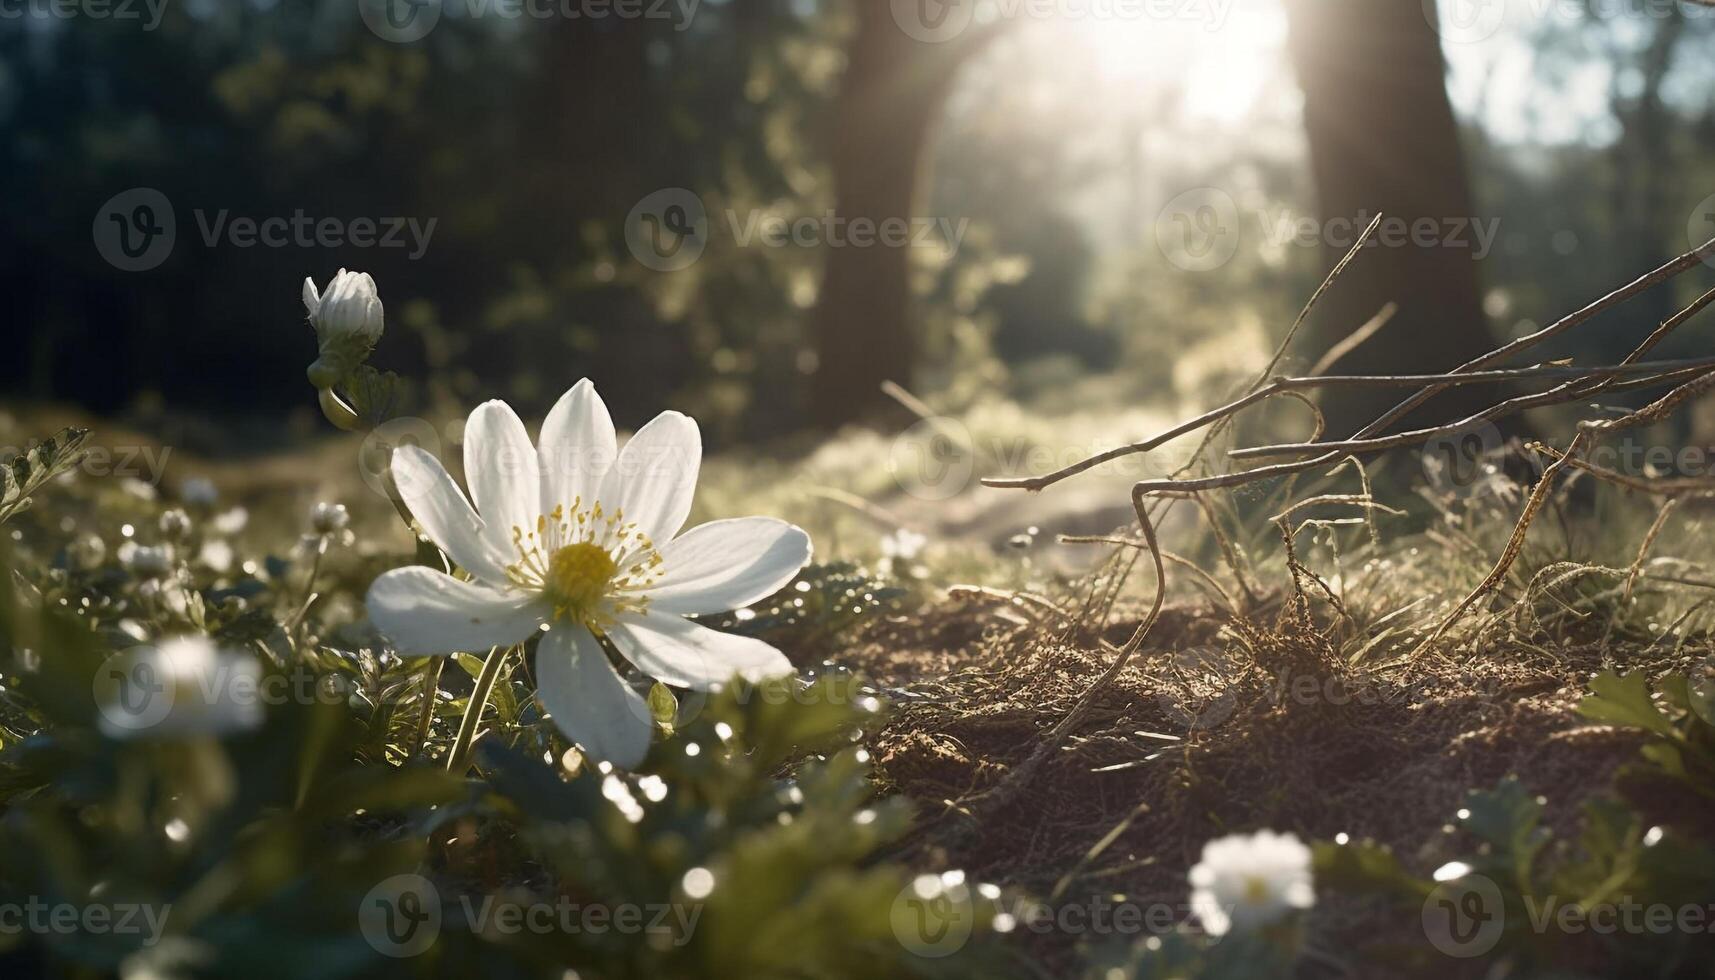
[544,542,618,624]
[503,498,665,626]
[1241,876,1271,904]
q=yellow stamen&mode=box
[545,542,618,625]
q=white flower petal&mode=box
[302,277,320,314]
[646,518,812,615]
[465,400,541,558]
[366,567,546,656]
[538,379,618,521]
[535,627,653,768]
[607,614,792,691]
[390,445,512,586]
[601,411,700,548]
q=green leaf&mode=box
[1459,778,1547,890]
[342,366,404,428]
[0,427,90,525]
[1688,665,1715,729]
[1312,838,1430,900]
[1577,671,1678,739]
[648,682,678,733]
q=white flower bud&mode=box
[180,477,218,507]
[158,508,192,541]
[303,269,384,387]
[119,542,174,579]
[310,501,350,535]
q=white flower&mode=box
[303,269,384,344]
[158,508,192,541]
[1188,830,1315,937]
[303,269,384,387]
[180,477,218,506]
[310,501,351,535]
[96,637,264,739]
[880,528,926,561]
[119,542,174,579]
[364,380,812,768]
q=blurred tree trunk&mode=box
[1610,8,1685,345]
[809,6,998,429]
[1284,0,1505,437]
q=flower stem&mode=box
[316,386,363,431]
[411,656,445,760]
[446,645,508,774]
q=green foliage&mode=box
[0,462,998,979]
[0,429,88,526]
[1579,669,1715,800]
[1314,776,1715,974]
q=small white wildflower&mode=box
[180,478,218,506]
[310,501,350,535]
[880,528,927,562]
[211,506,249,535]
[158,508,192,541]
[1188,830,1315,937]
[304,269,384,387]
[198,539,234,574]
[119,542,174,579]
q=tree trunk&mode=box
[809,5,991,429]
[1284,0,1505,437]
[1610,9,1685,353]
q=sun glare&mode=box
[1066,5,1288,124]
